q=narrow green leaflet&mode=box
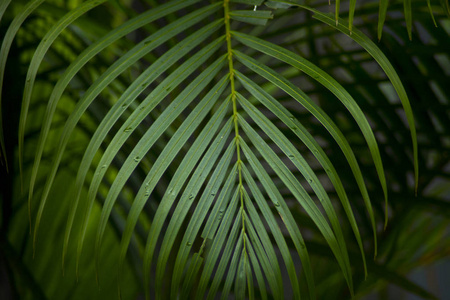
[404,0,412,40]
[378,0,389,40]
[441,0,450,17]
[230,10,273,26]
[426,0,438,27]
[231,0,265,5]
[0,0,45,180]
[349,0,356,32]
[0,0,11,23]
[335,0,340,25]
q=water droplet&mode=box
[186,242,192,246]
[144,40,151,45]
[142,83,147,88]
[290,126,297,130]
[101,165,107,169]
[124,126,133,132]
[288,155,295,159]
[219,209,224,213]
[274,202,280,207]
[134,156,140,162]
[121,103,127,108]
[289,116,295,121]
[308,179,313,183]
[189,194,194,200]
[313,150,319,155]
[211,193,216,197]
[145,190,150,196]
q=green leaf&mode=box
[348,0,356,32]
[0,0,45,196]
[231,0,265,5]
[426,0,438,27]
[404,0,413,40]
[230,10,273,26]
[378,0,389,40]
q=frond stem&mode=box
[224,0,246,251]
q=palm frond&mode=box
[2,0,448,299]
